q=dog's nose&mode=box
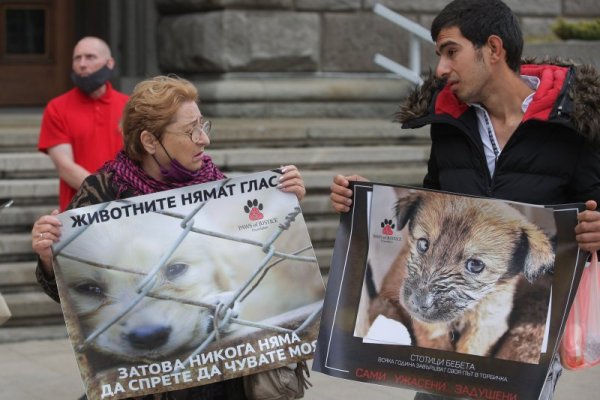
[411,291,435,313]
[127,325,172,349]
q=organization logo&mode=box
[238,199,278,232]
[244,199,264,221]
[381,219,395,236]
[373,217,402,243]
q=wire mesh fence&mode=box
[52,176,324,397]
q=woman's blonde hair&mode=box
[122,75,198,162]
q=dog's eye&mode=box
[416,238,429,253]
[74,282,104,297]
[465,259,485,273]
[165,263,189,280]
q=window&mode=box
[5,8,46,54]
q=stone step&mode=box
[0,261,37,289]
[0,179,58,203]
[300,194,334,217]
[0,204,55,232]
[0,153,55,178]
[191,78,412,103]
[0,127,39,152]
[0,118,429,152]
[0,145,430,180]
[211,119,429,148]
[300,167,426,192]
[315,247,333,275]
[1,291,63,325]
[212,145,430,171]
[305,219,339,244]
[0,109,43,127]
[0,233,37,262]
[0,324,69,342]
[123,77,413,118]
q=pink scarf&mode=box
[101,150,226,198]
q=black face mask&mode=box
[70,64,113,94]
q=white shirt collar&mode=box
[520,75,540,113]
[469,75,540,112]
[471,75,540,178]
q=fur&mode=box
[371,191,555,359]
[395,58,600,148]
[58,207,324,362]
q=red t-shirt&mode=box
[38,83,129,210]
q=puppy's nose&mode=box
[411,291,435,312]
[127,325,172,349]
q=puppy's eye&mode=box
[465,259,485,273]
[416,238,429,254]
[74,282,104,297]
[165,263,189,280]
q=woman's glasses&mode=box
[169,119,212,144]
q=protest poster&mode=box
[313,182,587,400]
[51,170,325,400]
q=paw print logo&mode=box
[244,199,264,221]
[381,219,395,236]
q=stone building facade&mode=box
[108,0,600,117]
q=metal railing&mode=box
[373,3,434,85]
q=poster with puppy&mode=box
[314,182,586,400]
[51,170,325,400]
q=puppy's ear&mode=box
[520,224,556,283]
[394,193,422,231]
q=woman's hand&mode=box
[277,165,306,201]
[31,210,62,278]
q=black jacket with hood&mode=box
[397,59,600,206]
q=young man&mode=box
[330,0,600,398]
[38,37,129,211]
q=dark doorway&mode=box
[0,0,74,106]
[0,0,111,107]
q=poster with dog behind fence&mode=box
[313,182,587,400]
[51,170,325,400]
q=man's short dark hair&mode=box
[431,0,523,72]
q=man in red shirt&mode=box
[38,37,129,211]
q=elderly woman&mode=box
[32,75,306,400]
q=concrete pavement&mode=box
[0,331,598,400]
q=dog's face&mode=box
[394,192,555,323]
[60,224,234,361]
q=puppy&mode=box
[58,207,324,362]
[372,191,555,357]
[58,217,238,362]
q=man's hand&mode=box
[575,200,600,252]
[330,174,368,213]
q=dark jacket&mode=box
[397,59,600,206]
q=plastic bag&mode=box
[559,251,600,370]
